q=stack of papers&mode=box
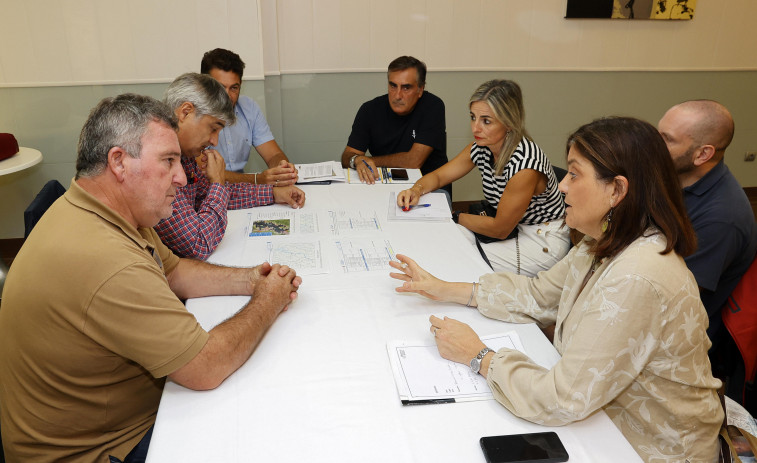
[387,331,526,405]
[387,191,451,222]
[296,161,346,184]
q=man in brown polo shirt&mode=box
[0,94,301,462]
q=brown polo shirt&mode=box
[0,179,209,462]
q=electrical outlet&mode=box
[746,152,757,162]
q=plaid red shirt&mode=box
[155,157,273,259]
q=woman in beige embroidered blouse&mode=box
[390,117,723,463]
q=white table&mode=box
[0,147,42,176]
[147,182,641,462]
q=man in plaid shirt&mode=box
[155,73,305,259]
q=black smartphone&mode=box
[480,432,569,463]
[390,168,409,180]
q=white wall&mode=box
[0,0,266,86]
[2,0,755,88]
[269,0,756,74]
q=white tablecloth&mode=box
[147,182,641,463]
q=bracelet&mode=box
[412,183,424,195]
[466,282,477,307]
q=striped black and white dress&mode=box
[471,138,565,225]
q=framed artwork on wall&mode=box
[566,0,696,19]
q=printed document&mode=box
[242,238,326,275]
[329,209,382,234]
[245,208,395,274]
[296,161,346,183]
[387,332,527,403]
[247,210,320,236]
[335,238,396,272]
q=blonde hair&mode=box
[469,80,529,175]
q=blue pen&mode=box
[362,159,374,174]
[402,204,431,211]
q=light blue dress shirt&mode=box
[213,95,275,172]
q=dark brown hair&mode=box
[201,48,245,79]
[567,117,696,259]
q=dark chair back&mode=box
[24,180,66,238]
[552,166,568,184]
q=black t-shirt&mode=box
[347,91,447,176]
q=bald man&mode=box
[658,100,757,359]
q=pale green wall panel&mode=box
[0,81,265,238]
[2,72,756,239]
[272,71,757,201]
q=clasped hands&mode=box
[196,148,227,184]
[250,262,302,313]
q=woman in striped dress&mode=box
[397,80,569,276]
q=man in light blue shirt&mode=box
[201,48,297,186]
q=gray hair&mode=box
[76,93,178,179]
[469,80,530,176]
[163,72,236,126]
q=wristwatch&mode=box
[349,154,359,169]
[470,347,494,374]
[452,211,462,224]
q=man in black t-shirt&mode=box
[340,56,447,191]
